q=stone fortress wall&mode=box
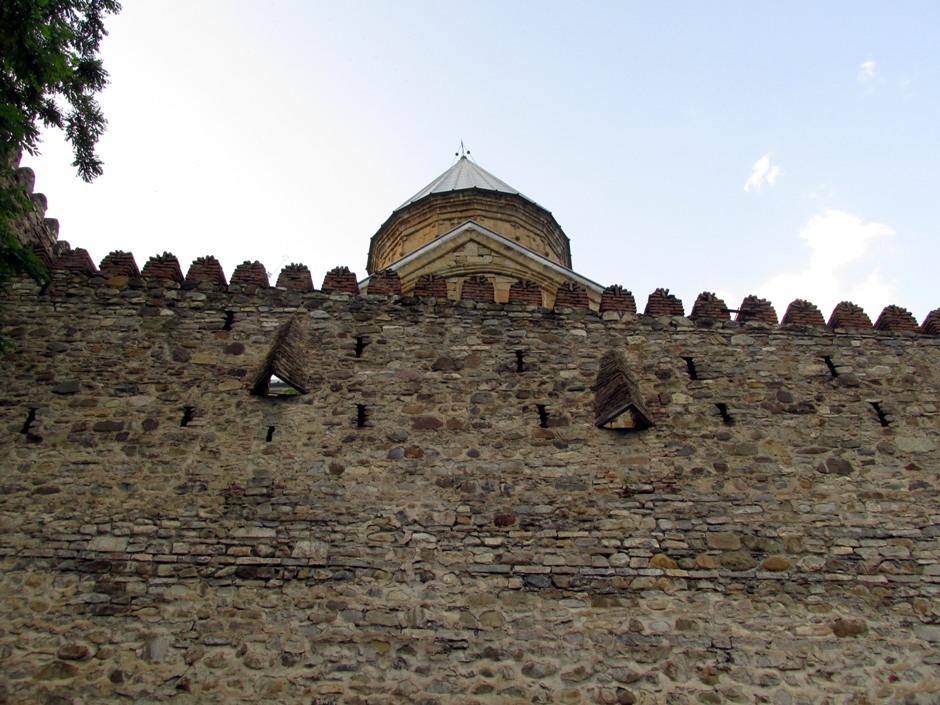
[1,167,940,704]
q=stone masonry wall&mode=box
[1,273,939,705]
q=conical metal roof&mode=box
[396,156,533,210]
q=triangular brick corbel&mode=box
[593,350,653,430]
[250,318,309,396]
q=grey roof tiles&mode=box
[397,156,534,210]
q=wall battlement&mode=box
[11,166,939,333]
[29,248,940,336]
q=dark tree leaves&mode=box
[0,0,120,292]
[0,0,122,181]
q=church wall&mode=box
[368,191,572,273]
[364,232,601,309]
[1,274,939,704]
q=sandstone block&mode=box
[478,610,505,628]
[696,555,720,569]
[831,618,868,637]
[649,553,678,569]
[707,532,741,550]
[412,415,443,429]
[761,556,792,571]
[721,551,757,571]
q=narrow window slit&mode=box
[20,408,37,434]
[356,404,368,428]
[535,404,549,428]
[180,406,196,427]
[355,336,367,358]
[870,402,890,427]
[223,311,235,331]
[715,403,734,424]
[682,357,698,380]
[515,350,525,373]
[266,426,275,442]
[822,356,838,377]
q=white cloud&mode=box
[756,208,897,318]
[743,153,782,193]
[858,59,876,83]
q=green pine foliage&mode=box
[0,0,121,289]
[0,180,49,285]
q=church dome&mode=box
[395,155,529,209]
[366,156,572,274]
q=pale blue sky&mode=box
[23,1,940,321]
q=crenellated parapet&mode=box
[600,285,637,315]
[366,269,402,296]
[185,256,227,286]
[11,243,940,336]
[230,261,269,289]
[275,263,313,292]
[99,250,140,278]
[52,245,96,274]
[781,299,825,327]
[508,279,543,306]
[321,266,359,295]
[460,275,495,303]
[921,309,940,336]
[644,288,684,317]
[736,295,777,325]
[554,281,590,309]
[689,292,729,321]
[141,253,184,283]
[414,273,447,298]
[874,305,919,333]
[829,301,873,329]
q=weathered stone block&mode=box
[707,532,741,551]
[87,536,128,552]
[291,540,328,562]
